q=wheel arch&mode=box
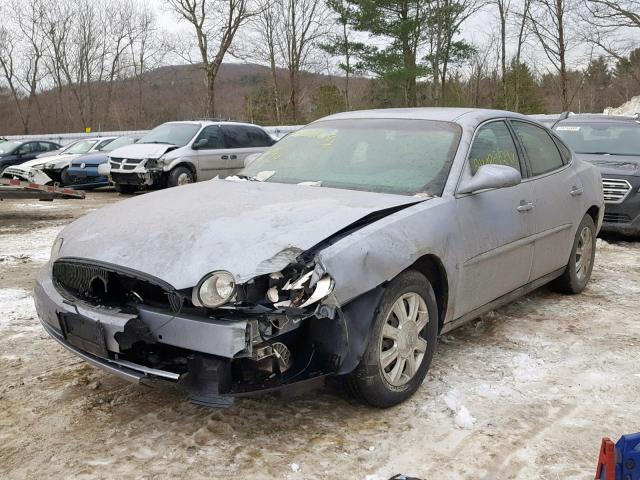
[407,254,449,332]
[169,161,197,181]
[586,205,600,225]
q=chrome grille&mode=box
[603,213,632,224]
[602,178,632,204]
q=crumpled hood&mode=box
[108,143,177,160]
[57,179,422,289]
[578,154,640,177]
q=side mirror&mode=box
[458,164,522,194]
[192,138,208,150]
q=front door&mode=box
[454,120,535,317]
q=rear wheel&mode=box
[114,183,137,194]
[346,270,438,407]
[167,166,194,188]
[552,214,596,294]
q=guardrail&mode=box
[3,125,302,145]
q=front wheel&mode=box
[346,270,438,407]
[60,167,72,186]
[551,214,596,294]
[167,166,194,188]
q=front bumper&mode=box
[34,266,251,384]
[67,166,109,187]
[601,178,640,236]
[2,166,52,185]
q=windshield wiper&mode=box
[144,141,176,145]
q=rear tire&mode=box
[551,214,596,294]
[167,166,194,188]
[346,270,438,408]
[114,183,137,194]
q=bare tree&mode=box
[166,0,256,117]
[582,0,640,85]
[274,0,329,122]
[250,0,284,123]
[528,0,579,110]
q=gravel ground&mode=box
[0,191,639,480]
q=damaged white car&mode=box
[35,108,604,407]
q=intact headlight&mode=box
[196,271,236,307]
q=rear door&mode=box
[16,142,39,163]
[454,120,536,317]
[220,125,273,169]
[509,120,584,280]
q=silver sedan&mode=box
[35,108,604,408]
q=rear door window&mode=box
[511,121,564,176]
[221,125,273,148]
[468,121,521,175]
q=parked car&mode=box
[36,108,603,408]
[553,114,640,237]
[107,121,275,193]
[3,137,114,185]
[0,140,61,174]
[66,135,140,188]
[42,137,116,184]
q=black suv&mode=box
[553,114,640,237]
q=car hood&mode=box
[15,153,77,171]
[108,143,179,160]
[71,152,108,166]
[577,154,640,177]
[57,179,422,289]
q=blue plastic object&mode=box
[616,433,640,480]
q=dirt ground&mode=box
[1,191,639,480]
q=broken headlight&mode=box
[195,271,236,307]
[268,268,334,309]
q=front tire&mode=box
[60,167,72,186]
[167,166,194,188]
[346,270,438,408]
[552,214,596,294]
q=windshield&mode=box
[98,136,136,152]
[0,141,22,155]
[139,123,200,146]
[241,119,461,195]
[63,140,97,155]
[555,122,640,156]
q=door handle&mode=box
[570,186,583,196]
[517,201,534,212]
[221,155,229,160]
[229,154,237,160]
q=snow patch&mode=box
[442,390,476,430]
[0,226,62,264]
[604,96,640,116]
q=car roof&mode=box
[318,107,536,129]
[161,120,266,129]
[554,114,640,126]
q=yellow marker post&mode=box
[85,127,91,134]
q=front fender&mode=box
[162,158,196,173]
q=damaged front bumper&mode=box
[109,162,163,187]
[34,265,350,406]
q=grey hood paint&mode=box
[57,179,422,289]
[577,154,640,177]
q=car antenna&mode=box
[551,111,573,128]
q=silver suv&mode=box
[107,121,275,193]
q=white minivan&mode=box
[107,121,275,193]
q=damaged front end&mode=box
[38,255,348,407]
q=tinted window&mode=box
[511,121,563,175]
[242,118,461,196]
[18,143,35,154]
[468,121,520,175]
[221,125,272,148]
[194,126,224,149]
[40,142,56,151]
